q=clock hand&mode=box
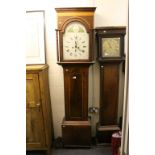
[74,41,76,52]
[77,46,85,53]
[75,41,77,49]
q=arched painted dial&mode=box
[63,22,89,60]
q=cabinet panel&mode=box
[26,73,46,148]
[26,108,45,148]
[26,74,40,108]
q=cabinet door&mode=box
[26,73,46,148]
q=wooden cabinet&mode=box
[26,65,53,155]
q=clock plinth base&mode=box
[96,123,120,144]
[62,118,91,147]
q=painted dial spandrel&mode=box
[102,38,120,57]
[63,22,89,60]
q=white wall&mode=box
[26,0,128,138]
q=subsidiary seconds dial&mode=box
[63,22,89,60]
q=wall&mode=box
[26,0,128,138]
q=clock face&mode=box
[102,37,120,57]
[63,22,89,60]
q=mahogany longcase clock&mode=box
[55,7,96,147]
[95,27,126,143]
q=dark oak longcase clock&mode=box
[55,7,96,147]
[95,27,126,143]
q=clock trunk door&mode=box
[100,63,119,125]
[63,66,88,121]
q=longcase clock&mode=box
[55,7,96,147]
[95,27,126,143]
